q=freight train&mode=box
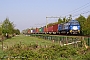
[26,20,80,35]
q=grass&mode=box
[0,35,58,51]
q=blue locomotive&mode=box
[58,20,80,34]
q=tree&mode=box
[58,18,63,24]
[47,22,58,27]
[13,29,20,35]
[58,17,68,24]
[68,15,72,21]
[85,15,90,35]
[76,15,86,35]
[2,18,14,35]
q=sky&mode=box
[0,0,90,32]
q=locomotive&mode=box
[58,20,80,34]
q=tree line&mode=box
[76,15,90,35]
[0,18,20,37]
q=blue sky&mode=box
[0,0,90,31]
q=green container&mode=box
[39,28,43,33]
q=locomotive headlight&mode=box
[73,26,78,30]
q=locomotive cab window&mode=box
[70,22,79,25]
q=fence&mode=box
[30,34,90,46]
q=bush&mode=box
[2,44,90,60]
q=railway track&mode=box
[31,34,86,37]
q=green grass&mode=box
[0,35,58,50]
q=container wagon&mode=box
[48,24,58,34]
[30,29,36,34]
[42,27,44,34]
[36,28,39,34]
[44,26,47,34]
[39,27,43,34]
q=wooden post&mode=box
[52,40,54,43]
[60,41,63,46]
[66,37,68,44]
[45,45,47,48]
[84,37,88,49]
[8,57,10,60]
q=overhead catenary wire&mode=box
[62,1,90,17]
[71,5,90,17]
[45,1,90,27]
[72,11,90,17]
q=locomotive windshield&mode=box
[70,22,79,25]
[69,20,80,25]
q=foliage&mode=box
[0,18,20,37]
[76,15,86,35]
[58,15,72,24]
[0,35,90,60]
[58,18,63,24]
[85,15,90,35]
[2,44,89,60]
[68,15,72,21]
[47,22,58,27]
[13,29,20,35]
[2,18,14,35]
[82,52,90,60]
[76,15,90,35]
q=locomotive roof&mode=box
[69,20,79,22]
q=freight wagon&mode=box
[47,24,58,34]
[39,27,42,34]
[36,28,39,34]
[30,29,36,34]
[27,29,31,34]
[44,26,47,34]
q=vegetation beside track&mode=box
[0,35,90,60]
[0,35,57,49]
